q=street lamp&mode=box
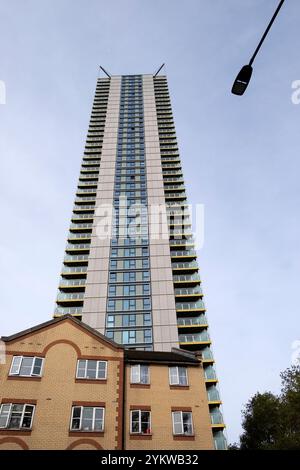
[232,0,286,96]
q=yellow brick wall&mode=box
[125,363,214,450]
[0,319,123,450]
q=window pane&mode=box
[32,358,43,376]
[0,405,11,428]
[86,360,97,379]
[97,362,107,379]
[94,408,104,431]
[10,357,22,375]
[178,367,187,385]
[22,405,34,428]
[131,411,140,433]
[8,404,23,429]
[82,407,93,431]
[182,412,193,435]
[19,357,34,376]
[141,411,151,434]
[71,407,81,430]
[77,360,86,378]
[172,411,182,434]
[131,365,140,383]
[140,365,149,384]
[169,367,178,384]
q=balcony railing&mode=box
[207,388,221,402]
[210,411,224,425]
[172,261,198,270]
[59,279,86,288]
[171,250,196,258]
[64,254,89,262]
[72,214,94,221]
[61,266,87,274]
[177,315,207,326]
[57,292,84,301]
[68,233,91,241]
[65,243,90,251]
[204,366,217,380]
[73,205,95,211]
[174,287,202,296]
[176,300,205,311]
[54,306,83,315]
[69,223,93,229]
[173,273,201,282]
[179,332,210,343]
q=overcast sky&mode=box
[0,0,299,444]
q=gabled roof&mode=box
[1,314,123,351]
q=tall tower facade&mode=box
[54,73,226,449]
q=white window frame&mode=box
[9,356,44,377]
[70,406,105,432]
[130,409,151,434]
[76,360,107,380]
[130,364,150,384]
[0,403,35,429]
[172,411,194,436]
[169,366,188,386]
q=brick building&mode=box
[0,315,214,450]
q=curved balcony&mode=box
[71,214,94,223]
[210,409,225,428]
[207,386,221,404]
[69,223,93,232]
[68,233,91,242]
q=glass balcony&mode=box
[171,250,196,258]
[76,189,97,195]
[201,347,214,361]
[61,266,87,274]
[77,181,98,188]
[68,233,91,241]
[59,278,86,288]
[207,387,221,402]
[172,261,198,270]
[66,243,90,251]
[177,315,207,326]
[69,223,93,230]
[64,254,89,262]
[204,365,217,380]
[73,205,95,212]
[165,193,187,200]
[54,306,82,316]
[71,214,94,221]
[210,410,224,426]
[176,300,205,311]
[80,166,99,172]
[57,292,84,301]
[82,160,100,166]
[213,431,227,450]
[74,196,96,204]
[179,332,210,343]
[174,287,203,296]
[173,273,201,283]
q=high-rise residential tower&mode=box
[54,72,226,449]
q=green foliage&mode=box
[238,365,300,450]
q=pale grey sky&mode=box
[0,0,299,444]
